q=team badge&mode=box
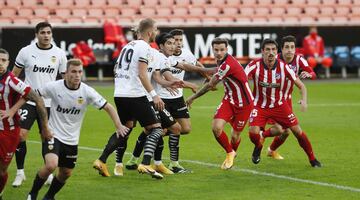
[48,144,54,150]
[77,96,84,105]
[275,73,281,80]
[51,56,57,63]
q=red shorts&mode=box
[214,99,253,132]
[249,103,298,129]
[266,98,293,125]
[0,127,20,165]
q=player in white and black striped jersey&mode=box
[12,22,67,188]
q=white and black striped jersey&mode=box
[15,43,67,107]
[38,80,107,145]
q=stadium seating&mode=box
[0,0,357,27]
[334,46,351,78]
[350,46,360,77]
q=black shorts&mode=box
[150,102,176,129]
[19,104,50,132]
[42,138,78,169]
[162,97,190,119]
[114,96,160,127]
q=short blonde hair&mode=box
[138,18,156,34]
[66,58,83,70]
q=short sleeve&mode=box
[138,44,152,65]
[8,75,31,97]
[244,61,257,78]
[59,51,67,74]
[215,63,231,80]
[86,86,107,110]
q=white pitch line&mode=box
[192,103,360,109]
[28,140,360,193]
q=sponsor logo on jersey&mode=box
[33,65,55,74]
[77,97,84,105]
[51,56,57,63]
[56,105,81,115]
[259,81,280,88]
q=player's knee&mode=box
[181,125,191,135]
[62,170,72,179]
[290,125,302,136]
[45,161,57,173]
[170,123,182,135]
[212,126,222,137]
[249,126,259,135]
[19,129,29,141]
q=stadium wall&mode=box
[2,26,360,77]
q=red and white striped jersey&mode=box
[277,53,315,100]
[214,54,254,108]
[0,72,31,131]
[245,58,297,108]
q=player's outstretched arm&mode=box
[196,61,212,80]
[25,89,52,140]
[186,75,220,108]
[182,81,198,93]
[176,62,216,76]
[102,103,129,137]
[153,71,184,88]
[294,78,308,112]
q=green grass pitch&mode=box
[4,80,360,200]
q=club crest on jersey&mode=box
[288,64,296,71]
[51,56,57,63]
[275,73,281,80]
[77,97,84,105]
[48,144,54,150]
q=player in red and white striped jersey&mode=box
[262,36,317,160]
[245,39,321,167]
[187,38,253,170]
[0,48,51,199]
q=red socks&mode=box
[231,137,241,152]
[296,132,315,161]
[262,129,272,138]
[249,132,262,147]
[270,134,289,151]
[0,172,8,193]
[215,131,233,153]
